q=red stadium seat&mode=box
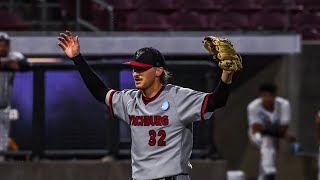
[107,0,141,10]
[224,0,261,11]
[91,9,111,30]
[258,0,286,11]
[0,10,27,31]
[140,0,179,11]
[288,0,320,11]
[303,0,320,11]
[208,12,249,30]
[287,0,304,11]
[113,10,129,30]
[249,13,287,30]
[173,11,208,30]
[296,25,320,40]
[181,0,224,10]
[59,0,92,20]
[291,12,320,27]
[124,12,172,31]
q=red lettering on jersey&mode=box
[138,116,144,126]
[129,115,169,126]
[154,116,162,126]
[133,116,139,126]
[161,116,169,126]
[129,115,134,125]
[150,116,155,126]
[143,116,151,126]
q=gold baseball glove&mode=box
[202,36,243,72]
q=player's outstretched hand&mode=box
[58,30,80,58]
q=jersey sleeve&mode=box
[247,104,260,126]
[9,51,29,70]
[109,89,136,124]
[280,100,291,125]
[172,86,213,125]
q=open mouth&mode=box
[134,77,142,84]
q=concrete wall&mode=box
[213,44,320,180]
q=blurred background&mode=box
[0,0,319,179]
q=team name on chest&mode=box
[129,115,169,126]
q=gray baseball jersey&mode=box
[0,51,26,108]
[0,51,26,151]
[109,84,213,180]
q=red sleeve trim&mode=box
[108,90,116,118]
[201,93,212,120]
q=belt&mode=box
[164,177,176,180]
[155,176,176,180]
[133,175,181,180]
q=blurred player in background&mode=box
[0,32,29,160]
[58,31,242,180]
[247,83,294,180]
[315,110,320,180]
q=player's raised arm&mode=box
[58,30,113,105]
[202,36,242,112]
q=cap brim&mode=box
[123,61,153,68]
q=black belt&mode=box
[132,175,180,180]
[164,177,176,180]
[154,176,176,180]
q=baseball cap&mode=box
[123,47,166,69]
[0,32,9,43]
[0,32,9,40]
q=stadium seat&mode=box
[91,9,111,30]
[140,0,178,11]
[108,0,141,10]
[303,0,320,11]
[0,10,27,31]
[59,0,92,20]
[291,12,320,27]
[113,10,129,30]
[258,0,286,11]
[208,12,249,30]
[287,0,304,11]
[124,12,172,31]
[296,25,320,40]
[249,13,287,30]
[181,0,224,10]
[288,0,320,11]
[224,0,261,11]
[173,11,208,30]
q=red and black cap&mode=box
[123,47,166,69]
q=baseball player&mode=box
[58,31,242,180]
[247,83,291,180]
[0,32,29,160]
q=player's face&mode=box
[260,92,275,110]
[0,41,9,57]
[132,67,161,90]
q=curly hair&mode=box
[160,70,172,85]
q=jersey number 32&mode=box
[149,130,166,146]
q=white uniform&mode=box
[247,97,291,180]
[0,51,26,154]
